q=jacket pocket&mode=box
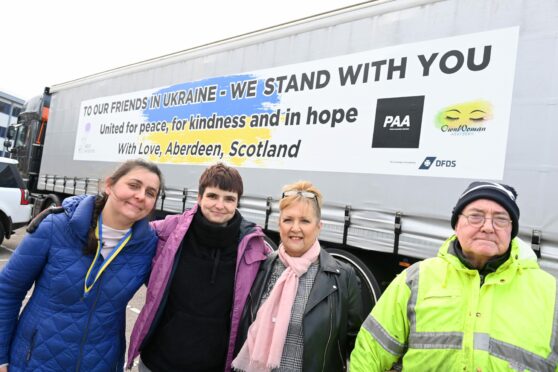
[422,289,462,301]
[419,289,463,326]
[26,329,38,364]
[421,289,462,311]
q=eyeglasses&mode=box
[281,190,317,200]
[460,214,512,229]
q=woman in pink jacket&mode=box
[127,163,271,372]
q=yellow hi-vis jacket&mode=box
[351,236,558,371]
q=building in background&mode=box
[0,91,24,157]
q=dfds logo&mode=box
[419,156,456,170]
[372,96,425,148]
[419,156,437,169]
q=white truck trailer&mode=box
[6,0,558,313]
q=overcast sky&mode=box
[2,0,362,101]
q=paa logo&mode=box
[419,156,457,170]
[372,95,425,148]
[383,115,410,129]
[435,100,492,136]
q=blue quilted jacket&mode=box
[0,195,158,371]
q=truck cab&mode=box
[5,88,51,193]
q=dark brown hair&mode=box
[198,162,243,199]
[84,159,164,255]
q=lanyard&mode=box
[83,214,132,295]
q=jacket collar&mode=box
[439,235,539,273]
[304,249,341,314]
[450,239,511,275]
[183,204,260,244]
[318,249,343,274]
[65,195,95,245]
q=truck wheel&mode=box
[326,248,382,317]
[263,235,278,251]
[41,194,61,211]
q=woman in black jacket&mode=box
[233,181,363,372]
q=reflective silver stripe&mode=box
[405,262,421,334]
[362,315,406,356]
[405,262,462,351]
[408,332,554,370]
[473,332,490,351]
[403,258,558,370]
[473,335,555,372]
[409,332,462,349]
[549,283,558,365]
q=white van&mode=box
[0,157,32,245]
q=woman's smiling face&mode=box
[279,200,322,257]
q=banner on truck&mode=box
[74,27,519,179]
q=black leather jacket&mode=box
[234,249,363,372]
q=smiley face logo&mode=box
[435,100,493,128]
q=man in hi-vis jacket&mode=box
[351,181,557,372]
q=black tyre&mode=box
[42,194,61,211]
[326,248,382,317]
[263,235,278,251]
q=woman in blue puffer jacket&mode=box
[0,159,163,372]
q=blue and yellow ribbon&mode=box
[84,214,132,295]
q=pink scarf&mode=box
[232,240,321,372]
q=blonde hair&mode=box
[279,180,323,219]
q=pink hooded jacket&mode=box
[126,205,270,371]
